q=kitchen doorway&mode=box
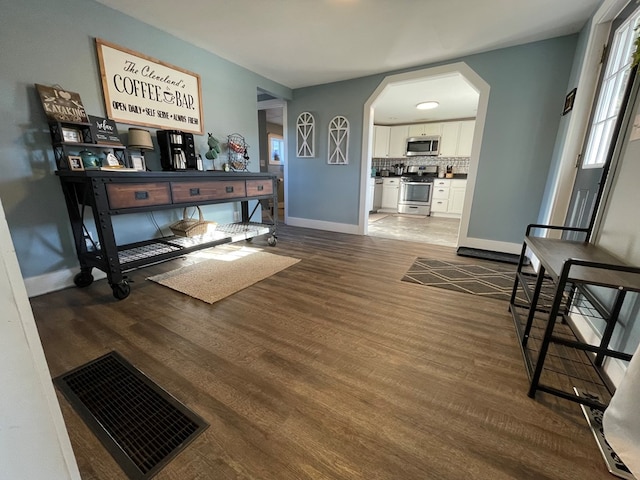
[360,63,489,249]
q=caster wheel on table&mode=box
[267,235,277,247]
[111,280,131,300]
[74,271,94,288]
[245,237,253,243]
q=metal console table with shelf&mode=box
[57,170,278,300]
[509,224,640,410]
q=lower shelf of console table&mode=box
[57,170,279,300]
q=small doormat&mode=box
[148,248,300,304]
[402,258,523,302]
[54,351,208,479]
[573,388,635,480]
[456,246,525,265]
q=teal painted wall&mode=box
[0,0,290,280]
[288,36,578,244]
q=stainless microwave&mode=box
[406,136,440,156]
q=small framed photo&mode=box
[105,152,121,167]
[130,154,146,171]
[61,127,83,143]
[67,155,84,171]
[563,88,577,116]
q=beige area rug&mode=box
[147,247,300,304]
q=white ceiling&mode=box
[374,73,480,125]
[95,0,601,124]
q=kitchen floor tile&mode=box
[367,214,460,247]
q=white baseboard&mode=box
[24,268,106,298]
[286,217,360,235]
[571,312,627,388]
[457,236,522,255]
[431,212,462,219]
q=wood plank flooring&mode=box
[31,225,612,479]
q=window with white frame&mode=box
[582,9,640,168]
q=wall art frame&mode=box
[95,38,204,134]
[563,88,577,116]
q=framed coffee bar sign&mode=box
[95,38,204,134]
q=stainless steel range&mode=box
[397,165,437,215]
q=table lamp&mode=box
[127,128,154,170]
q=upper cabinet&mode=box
[373,125,409,158]
[373,125,390,157]
[457,120,475,157]
[408,123,442,137]
[439,122,460,157]
[388,125,409,157]
[374,120,475,158]
[431,120,476,157]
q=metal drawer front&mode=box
[170,180,246,203]
[106,183,171,210]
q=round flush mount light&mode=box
[416,101,439,110]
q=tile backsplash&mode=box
[372,156,470,174]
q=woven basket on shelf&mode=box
[169,206,211,237]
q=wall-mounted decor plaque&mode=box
[95,38,204,134]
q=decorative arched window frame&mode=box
[296,112,315,157]
[327,115,349,165]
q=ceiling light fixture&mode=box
[416,101,439,110]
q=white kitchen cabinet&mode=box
[457,120,475,157]
[439,122,460,157]
[430,178,466,216]
[431,179,450,213]
[408,123,442,137]
[388,125,409,157]
[380,177,400,212]
[373,125,390,157]
[367,177,375,212]
[373,179,383,210]
[449,179,467,214]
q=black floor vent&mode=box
[456,246,527,265]
[54,351,208,479]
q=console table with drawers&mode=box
[57,170,278,299]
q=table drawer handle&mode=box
[190,188,200,196]
[225,186,234,193]
[134,191,149,200]
[257,185,264,191]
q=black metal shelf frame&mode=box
[508,223,640,411]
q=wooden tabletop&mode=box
[525,236,640,292]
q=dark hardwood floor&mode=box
[31,225,612,479]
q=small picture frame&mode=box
[130,154,146,171]
[563,88,577,116]
[61,127,83,143]
[67,155,84,171]
[105,152,121,167]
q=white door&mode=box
[565,5,640,239]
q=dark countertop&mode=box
[372,173,468,179]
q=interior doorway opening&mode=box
[257,89,287,224]
[359,63,489,249]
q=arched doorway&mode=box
[358,62,490,250]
